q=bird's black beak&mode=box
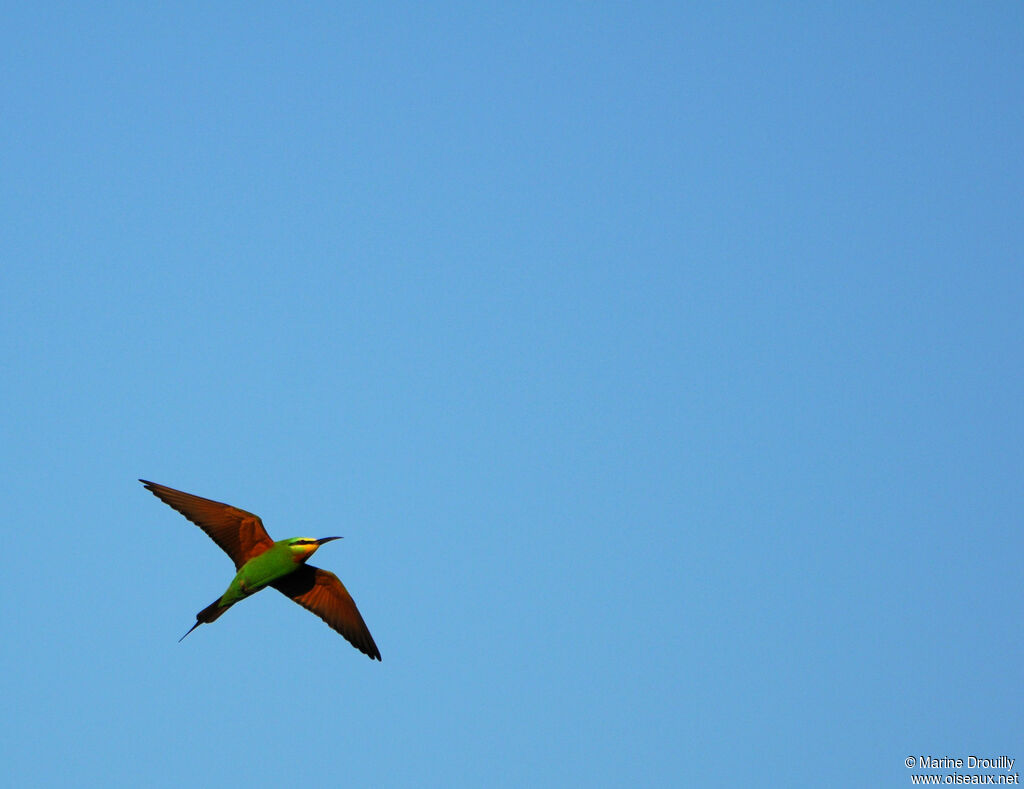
[316,536,343,545]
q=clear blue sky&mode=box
[2,4,1021,787]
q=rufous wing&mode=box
[140,480,275,568]
[272,564,381,660]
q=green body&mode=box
[218,539,303,608]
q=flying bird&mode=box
[140,479,381,660]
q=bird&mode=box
[140,479,381,660]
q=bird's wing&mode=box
[271,564,381,660]
[140,480,275,569]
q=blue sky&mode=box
[2,3,1021,787]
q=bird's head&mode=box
[286,536,342,562]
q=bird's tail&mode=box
[179,598,231,642]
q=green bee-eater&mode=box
[140,480,381,660]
